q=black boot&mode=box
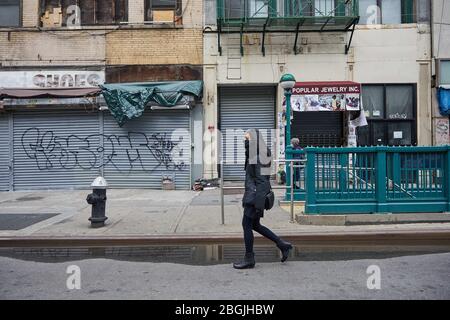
[277,241,293,262]
[233,252,255,269]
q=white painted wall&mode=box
[432,0,450,145]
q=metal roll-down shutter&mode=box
[102,109,191,189]
[292,111,344,147]
[13,110,101,190]
[219,86,276,181]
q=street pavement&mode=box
[0,252,449,300]
[1,189,449,300]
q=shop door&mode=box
[292,111,344,147]
[219,86,276,181]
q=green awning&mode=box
[100,80,203,126]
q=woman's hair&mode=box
[246,129,272,168]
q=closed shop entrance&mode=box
[219,86,276,181]
[0,109,192,190]
[291,111,344,147]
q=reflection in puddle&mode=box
[1,243,450,265]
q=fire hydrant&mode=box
[86,177,108,228]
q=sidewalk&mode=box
[1,188,450,240]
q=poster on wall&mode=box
[434,118,450,146]
[290,81,361,112]
[345,94,360,111]
[277,111,286,159]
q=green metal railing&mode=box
[217,0,359,30]
[286,146,450,214]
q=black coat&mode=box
[242,162,271,219]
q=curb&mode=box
[1,229,450,247]
[294,213,450,226]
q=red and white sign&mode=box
[292,81,361,95]
[289,81,361,112]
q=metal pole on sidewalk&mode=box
[290,160,294,223]
[220,159,225,225]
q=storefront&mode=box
[218,85,276,181]
[0,71,202,191]
[357,84,417,146]
[281,81,364,151]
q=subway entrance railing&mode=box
[286,146,450,214]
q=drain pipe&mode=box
[220,162,225,225]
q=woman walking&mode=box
[233,129,293,269]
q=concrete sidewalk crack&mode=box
[171,193,200,234]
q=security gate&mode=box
[219,86,276,180]
[0,113,10,191]
[13,110,101,190]
[292,111,344,147]
[6,109,192,190]
[102,110,191,189]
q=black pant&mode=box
[242,206,281,254]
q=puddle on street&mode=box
[1,243,449,265]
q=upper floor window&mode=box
[358,0,416,25]
[39,0,128,27]
[145,0,182,23]
[438,60,450,86]
[223,0,245,19]
[283,0,349,18]
[0,0,21,27]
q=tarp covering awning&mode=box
[0,87,101,98]
[100,81,203,126]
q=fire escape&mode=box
[214,0,360,56]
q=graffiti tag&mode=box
[21,128,188,173]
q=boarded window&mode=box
[0,0,21,27]
[145,0,182,23]
[40,0,128,26]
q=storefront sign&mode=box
[289,81,361,112]
[292,83,361,95]
[2,97,98,106]
[0,70,105,88]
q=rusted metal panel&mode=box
[105,65,203,83]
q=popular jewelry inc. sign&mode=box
[290,81,361,112]
[0,70,105,88]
